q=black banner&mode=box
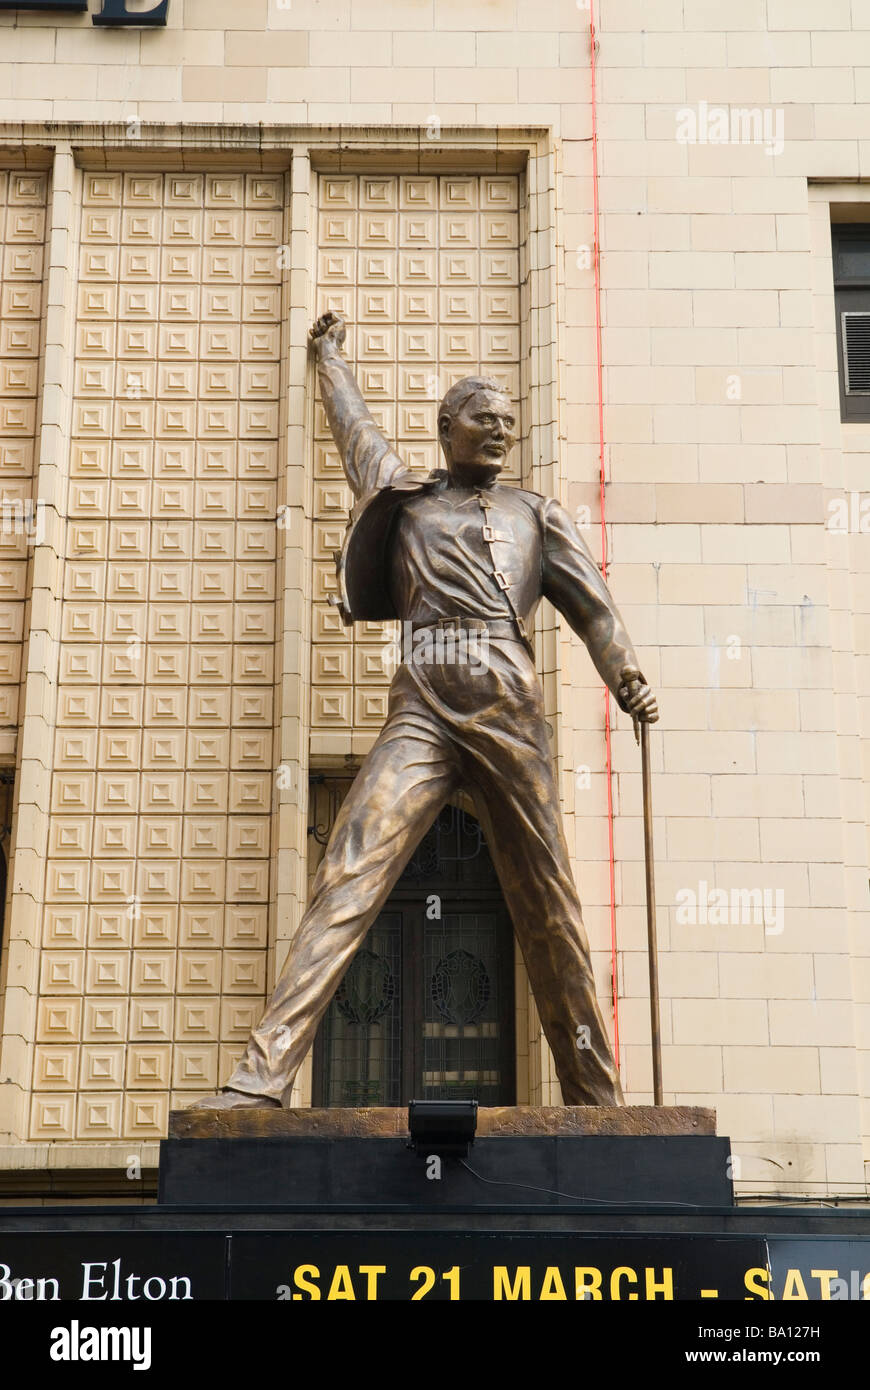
[0,2,87,10]
[0,1234,225,1303]
[232,1231,766,1302]
[1,1229,870,1302]
[768,1238,870,1301]
[0,1,169,20]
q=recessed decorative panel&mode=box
[32,171,285,1140]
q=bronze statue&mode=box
[189,311,658,1113]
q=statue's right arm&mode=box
[310,313,409,500]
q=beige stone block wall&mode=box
[587,7,866,1197]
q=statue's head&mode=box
[437,376,516,487]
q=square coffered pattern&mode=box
[0,170,47,766]
[32,170,286,1142]
[311,173,521,753]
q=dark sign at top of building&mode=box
[0,0,168,24]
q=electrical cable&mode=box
[459,1157,707,1209]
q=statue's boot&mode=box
[184,1088,281,1112]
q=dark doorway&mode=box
[313,804,516,1107]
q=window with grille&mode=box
[832,223,870,422]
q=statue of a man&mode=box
[191,311,658,1113]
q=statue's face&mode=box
[439,387,516,487]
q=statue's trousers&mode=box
[227,640,625,1107]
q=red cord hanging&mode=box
[588,0,620,1067]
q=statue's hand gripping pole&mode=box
[620,665,663,1106]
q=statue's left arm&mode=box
[541,498,658,721]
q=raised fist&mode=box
[308,311,346,357]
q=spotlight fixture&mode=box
[407,1099,478,1158]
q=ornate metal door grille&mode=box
[313,806,515,1107]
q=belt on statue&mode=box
[409,617,527,643]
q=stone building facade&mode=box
[0,0,867,1200]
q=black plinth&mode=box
[158,1133,733,1207]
